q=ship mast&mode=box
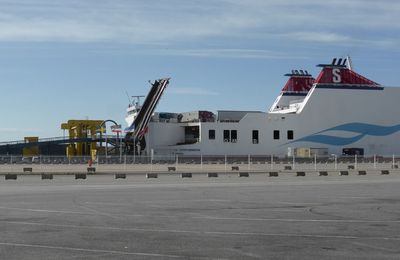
[346,55,353,71]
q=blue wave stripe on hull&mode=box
[291,134,365,146]
[289,122,400,146]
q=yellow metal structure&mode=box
[61,120,103,159]
[23,136,39,157]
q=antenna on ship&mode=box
[132,95,145,107]
[346,55,353,71]
[125,91,132,105]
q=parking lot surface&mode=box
[0,173,399,259]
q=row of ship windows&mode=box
[208,130,294,143]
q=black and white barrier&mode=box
[5,174,17,180]
[269,172,279,177]
[208,172,218,178]
[181,172,192,178]
[238,172,249,177]
[146,173,158,178]
[358,170,367,175]
[75,174,87,180]
[41,173,53,180]
[115,173,126,179]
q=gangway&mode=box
[0,135,121,155]
[125,78,170,154]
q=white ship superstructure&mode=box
[126,58,400,157]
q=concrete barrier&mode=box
[207,172,218,178]
[232,166,239,171]
[75,174,87,180]
[87,167,96,174]
[5,174,17,180]
[348,165,355,170]
[239,172,249,177]
[340,171,349,176]
[381,170,390,175]
[319,171,328,176]
[269,172,279,177]
[358,170,367,175]
[284,166,292,170]
[296,171,306,177]
[115,173,126,179]
[23,167,33,173]
[41,173,53,180]
[146,173,158,178]
[168,167,176,172]
[181,172,192,178]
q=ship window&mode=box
[252,130,259,144]
[273,130,280,140]
[184,126,199,144]
[287,130,294,140]
[231,130,237,143]
[223,130,230,142]
[209,129,215,140]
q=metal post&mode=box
[292,154,295,170]
[271,154,273,170]
[105,135,108,159]
[124,152,127,171]
[225,154,227,173]
[133,138,136,164]
[200,154,203,171]
[175,154,178,171]
[120,134,123,164]
[150,155,153,173]
[248,154,250,171]
[392,154,395,169]
[10,155,13,173]
[355,154,357,170]
[314,154,317,171]
[334,155,337,170]
[374,154,376,169]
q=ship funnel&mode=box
[337,58,342,65]
[332,58,337,65]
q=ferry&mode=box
[125,58,400,157]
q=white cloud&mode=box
[138,48,304,59]
[168,87,219,96]
[0,0,398,50]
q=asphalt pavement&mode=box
[0,173,399,259]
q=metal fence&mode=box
[0,154,399,173]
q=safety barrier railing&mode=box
[0,154,399,171]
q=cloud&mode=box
[168,87,219,96]
[0,0,399,50]
[106,48,305,59]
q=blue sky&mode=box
[1,0,400,141]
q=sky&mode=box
[1,0,400,141]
